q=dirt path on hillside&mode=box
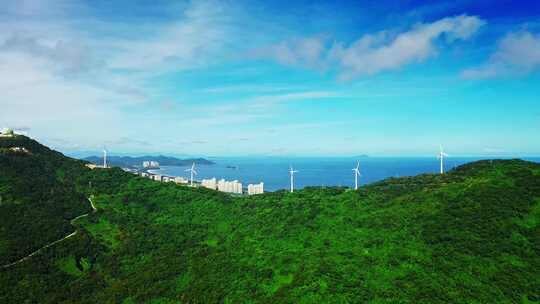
[1,197,97,269]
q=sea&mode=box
[149,157,540,192]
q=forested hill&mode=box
[0,135,92,265]
[1,136,540,303]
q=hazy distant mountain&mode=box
[82,155,214,168]
[353,154,369,158]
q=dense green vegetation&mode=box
[1,136,539,303]
[0,136,91,265]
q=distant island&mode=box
[353,154,369,158]
[83,155,214,168]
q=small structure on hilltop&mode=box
[9,147,29,153]
[0,128,15,137]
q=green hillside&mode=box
[0,135,92,265]
[1,136,539,303]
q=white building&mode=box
[140,172,149,177]
[248,182,264,195]
[217,179,243,194]
[153,175,162,182]
[142,161,160,168]
[201,178,217,190]
[174,177,188,184]
[9,147,29,153]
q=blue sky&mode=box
[1,0,539,157]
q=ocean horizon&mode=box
[149,156,540,192]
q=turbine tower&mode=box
[437,145,449,174]
[185,162,197,186]
[103,148,108,168]
[352,161,361,190]
[289,165,298,193]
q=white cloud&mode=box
[462,31,540,79]
[108,1,235,72]
[0,0,243,151]
[203,84,302,94]
[250,35,329,70]
[332,15,485,80]
[0,33,103,75]
[0,49,124,140]
[249,91,343,107]
[251,15,485,80]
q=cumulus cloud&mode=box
[332,15,485,79]
[462,31,540,79]
[251,15,485,80]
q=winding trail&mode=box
[1,197,97,269]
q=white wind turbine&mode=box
[352,161,361,190]
[289,165,298,193]
[185,162,197,186]
[102,147,108,168]
[437,145,449,174]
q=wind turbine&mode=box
[437,145,449,174]
[352,161,361,190]
[289,165,298,193]
[185,162,197,186]
[102,147,108,168]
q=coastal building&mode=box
[201,178,217,190]
[217,179,243,194]
[153,175,162,182]
[122,168,138,174]
[162,176,175,183]
[140,172,149,177]
[174,177,188,184]
[248,182,264,195]
[143,161,160,168]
